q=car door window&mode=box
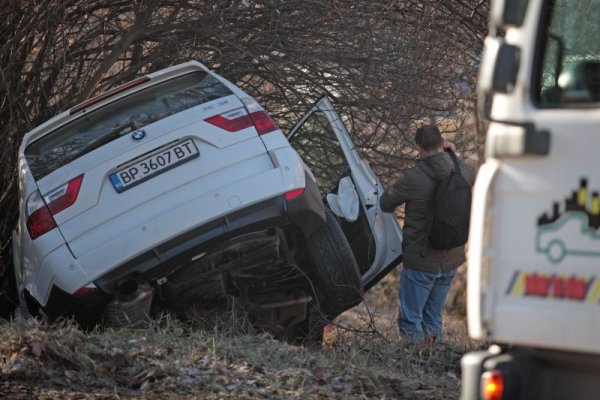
[535,0,600,107]
[289,96,403,284]
[289,111,349,195]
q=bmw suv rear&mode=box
[12,62,361,337]
[13,61,403,341]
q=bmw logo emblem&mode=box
[131,130,146,141]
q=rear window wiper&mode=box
[78,121,137,156]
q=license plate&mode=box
[110,139,199,193]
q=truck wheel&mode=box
[304,207,363,318]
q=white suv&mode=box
[13,61,402,338]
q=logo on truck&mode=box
[536,179,600,263]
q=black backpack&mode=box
[426,150,472,250]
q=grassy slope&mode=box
[0,268,478,399]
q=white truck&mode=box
[461,0,600,399]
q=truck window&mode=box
[535,0,600,107]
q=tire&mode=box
[304,207,363,318]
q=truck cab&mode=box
[461,0,600,399]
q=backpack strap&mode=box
[445,148,461,175]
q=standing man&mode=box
[380,125,475,343]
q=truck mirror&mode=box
[479,37,520,96]
[491,0,529,28]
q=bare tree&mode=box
[0,0,488,313]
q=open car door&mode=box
[288,96,402,289]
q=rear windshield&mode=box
[25,72,232,180]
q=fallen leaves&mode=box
[0,317,465,399]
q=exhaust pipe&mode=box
[104,281,154,328]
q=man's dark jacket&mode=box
[379,151,476,273]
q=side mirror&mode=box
[479,37,520,95]
[491,0,529,28]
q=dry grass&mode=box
[0,269,481,399]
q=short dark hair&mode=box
[415,125,442,151]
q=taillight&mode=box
[204,108,254,132]
[285,188,305,201]
[242,98,279,135]
[26,191,57,240]
[46,174,84,214]
[248,110,278,135]
[481,370,504,400]
[26,174,84,240]
[74,284,97,297]
[205,101,279,135]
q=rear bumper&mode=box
[29,285,109,328]
[93,172,324,293]
[29,170,323,314]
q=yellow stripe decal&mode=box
[513,272,526,296]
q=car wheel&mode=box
[304,207,363,318]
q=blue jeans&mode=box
[398,267,456,342]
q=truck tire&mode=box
[304,207,363,318]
